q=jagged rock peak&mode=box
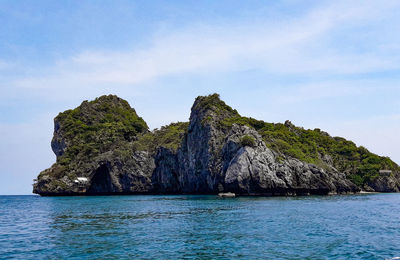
[191,93,239,119]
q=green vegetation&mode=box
[45,93,398,189]
[50,95,188,185]
[195,93,239,118]
[221,115,265,130]
[258,123,398,185]
[218,112,399,187]
[240,135,256,147]
[56,95,148,165]
[133,122,189,152]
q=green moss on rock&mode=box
[55,95,148,165]
[240,135,256,147]
[133,122,189,152]
[194,93,239,117]
[222,114,399,186]
[201,100,399,188]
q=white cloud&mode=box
[9,0,400,95]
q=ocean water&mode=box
[0,194,400,259]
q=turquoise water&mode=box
[1,194,400,259]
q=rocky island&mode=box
[33,94,400,196]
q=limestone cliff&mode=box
[33,94,400,196]
[33,95,153,195]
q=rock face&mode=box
[33,95,153,195]
[151,96,358,195]
[33,94,400,196]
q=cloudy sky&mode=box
[1,0,400,194]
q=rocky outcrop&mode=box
[33,95,153,195]
[366,176,400,192]
[152,99,358,195]
[34,152,155,196]
[221,126,357,195]
[33,94,400,196]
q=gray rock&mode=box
[51,119,67,157]
[34,94,399,196]
[153,98,359,195]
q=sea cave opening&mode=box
[87,164,113,194]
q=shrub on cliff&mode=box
[133,122,189,152]
[240,135,256,147]
[194,93,239,117]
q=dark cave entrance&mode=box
[87,164,113,194]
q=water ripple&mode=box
[1,194,400,259]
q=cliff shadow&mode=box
[87,164,113,194]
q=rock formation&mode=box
[33,94,400,196]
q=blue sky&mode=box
[1,0,400,194]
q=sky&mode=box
[1,0,400,195]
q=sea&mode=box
[0,193,399,259]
